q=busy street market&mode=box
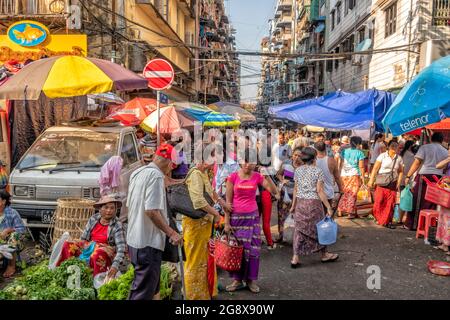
[0,0,449,305]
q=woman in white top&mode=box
[368,140,404,229]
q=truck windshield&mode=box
[16,131,119,171]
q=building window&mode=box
[358,27,366,43]
[369,18,376,45]
[349,34,355,52]
[335,47,340,69]
[349,0,356,10]
[331,10,335,30]
[385,2,397,38]
[433,0,450,25]
[336,3,341,24]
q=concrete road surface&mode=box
[217,217,450,300]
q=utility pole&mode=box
[195,0,200,102]
[111,0,117,63]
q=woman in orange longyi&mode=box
[56,196,126,278]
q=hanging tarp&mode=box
[269,89,395,131]
[8,95,87,168]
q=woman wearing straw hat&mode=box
[56,195,126,278]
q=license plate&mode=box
[41,212,53,224]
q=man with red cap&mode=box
[126,144,182,300]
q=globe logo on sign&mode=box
[7,20,49,47]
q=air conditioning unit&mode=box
[185,32,194,46]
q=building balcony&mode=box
[276,0,292,13]
[0,0,69,20]
[297,4,310,21]
[276,16,292,28]
[433,0,450,26]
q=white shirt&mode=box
[415,143,448,175]
[272,143,292,171]
[126,163,168,251]
[376,152,404,174]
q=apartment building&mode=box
[323,0,372,93]
[0,0,239,102]
[290,0,326,99]
[197,0,240,104]
[324,0,450,93]
[368,0,450,91]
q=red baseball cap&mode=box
[155,144,177,168]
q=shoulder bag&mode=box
[375,155,398,187]
[167,168,214,219]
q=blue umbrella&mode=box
[382,55,450,136]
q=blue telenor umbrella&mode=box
[382,55,450,136]
[269,89,395,131]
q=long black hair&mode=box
[401,140,415,157]
[0,190,11,207]
[350,136,363,149]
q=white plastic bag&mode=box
[0,245,15,260]
[48,232,71,270]
[283,187,292,204]
[284,214,295,229]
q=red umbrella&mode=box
[406,119,450,136]
[109,98,163,126]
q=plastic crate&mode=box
[423,176,450,208]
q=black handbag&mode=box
[162,198,185,263]
[167,168,214,219]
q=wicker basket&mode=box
[51,198,96,246]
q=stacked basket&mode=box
[51,198,96,245]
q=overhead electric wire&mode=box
[80,0,422,59]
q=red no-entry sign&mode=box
[143,58,175,91]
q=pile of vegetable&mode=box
[1,258,95,300]
[98,263,177,300]
[1,259,180,300]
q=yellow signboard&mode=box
[0,34,87,63]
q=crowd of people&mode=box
[1,126,449,299]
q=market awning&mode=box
[269,89,395,131]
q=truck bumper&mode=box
[12,203,56,225]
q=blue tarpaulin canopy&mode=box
[269,89,395,132]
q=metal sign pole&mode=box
[157,90,161,146]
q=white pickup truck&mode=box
[9,124,143,228]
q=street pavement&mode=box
[217,216,450,300]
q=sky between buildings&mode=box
[225,0,278,103]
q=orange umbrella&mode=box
[141,106,196,133]
[110,98,163,126]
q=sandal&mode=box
[321,253,339,263]
[247,282,260,294]
[225,282,245,292]
[433,245,449,252]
